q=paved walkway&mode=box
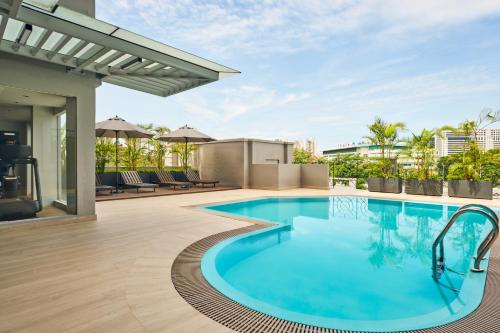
[0,188,498,332]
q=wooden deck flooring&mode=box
[95,186,238,202]
[0,188,499,333]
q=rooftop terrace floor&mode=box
[0,188,499,332]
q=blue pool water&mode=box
[201,197,493,332]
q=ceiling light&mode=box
[120,57,142,70]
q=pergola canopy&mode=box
[0,0,239,97]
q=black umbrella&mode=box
[159,125,215,172]
[95,116,153,193]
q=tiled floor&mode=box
[0,187,498,333]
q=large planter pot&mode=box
[404,179,443,196]
[367,177,403,194]
[448,180,493,200]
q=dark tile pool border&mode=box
[171,224,500,333]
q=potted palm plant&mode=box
[441,110,499,200]
[402,129,443,196]
[365,117,406,193]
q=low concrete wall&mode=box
[278,164,301,189]
[301,164,330,189]
[197,141,246,187]
[249,164,279,190]
[196,138,328,191]
[250,164,301,190]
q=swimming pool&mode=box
[201,196,493,332]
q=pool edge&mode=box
[171,197,500,333]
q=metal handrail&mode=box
[432,205,499,280]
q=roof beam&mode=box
[31,28,52,55]
[115,75,175,94]
[0,1,23,47]
[125,59,153,73]
[75,46,111,70]
[103,76,167,96]
[8,0,22,18]
[46,34,71,59]
[62,40,88,61]
[17,5,220,80]
[0,38,79,67]
[93,50,123,70]
[0,14,8,43]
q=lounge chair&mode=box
[154,171,192,190]
[96,175,113,195]
[185,170,219,187]
[120,171,159,192]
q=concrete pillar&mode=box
[66,95,95,215]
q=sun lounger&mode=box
[185,170,219,187]
[154,171,192,190]
[96,175,113,194]
[120,171,158,192]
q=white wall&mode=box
[0,53,97,217]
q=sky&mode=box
[95,0,500,153]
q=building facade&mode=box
[323,143,405,159]
[0,0,237,223]
[435,129,500,157]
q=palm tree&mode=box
[403,129,436,180]
[95,137,115,173]
[439,109,500,180]
[137,124,171,170]
[122,138,144,171]
[364,117,406,175]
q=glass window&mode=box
[57,112,67,203]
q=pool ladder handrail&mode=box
[432,204,499,280]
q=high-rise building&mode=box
[292,138,317,155]
[435,129,500,157]
[305,138,316,155]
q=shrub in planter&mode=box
[440,111,500,200]
[446,150,494,200]
[404,178,443,196]
[367,177,403,193]
[448,179,492,200]
[366,160,403,193]
[401,129,443,196]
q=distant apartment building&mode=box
[293,138,317,155]
[435,129,500,157]
[323,142,405,159]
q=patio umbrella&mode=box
[159,125,215,172]
[95,116,153,193]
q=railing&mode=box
[432,204,499,280]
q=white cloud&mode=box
[97,1,500,57]
[279,93,312,105]
[172,85,311,122]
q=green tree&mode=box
[364,117,406,176]
[138,124,171,170]
[402,129,437,180]
[122,138,144,171]
[171,142,197,170]
[293,148,313,164]
[95,138,115,173]
[329,153,368,178]
[481,149,500,186]
[439,109,500,180]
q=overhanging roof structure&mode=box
[0,0,240,97]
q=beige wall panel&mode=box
[301,164,330,189]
